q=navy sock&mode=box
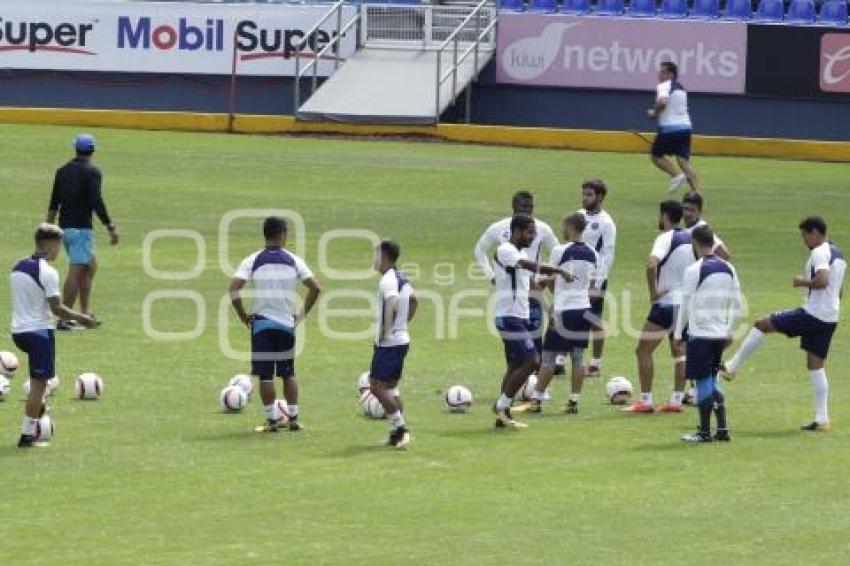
[713,389,727,431]
[698,400,712,435]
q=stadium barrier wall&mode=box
[2,107,850,162]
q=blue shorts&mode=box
[543,308,592,353]
[369,344,409,382]
[63,228,94,265]
[589,280,608,319]
[686,337,726,380]
[251,317,295,380]
[770,308,838,360]
[647,303,678,334]
[528,298,544,355]
[496,316,538,366]
[12,330,55,380]
[652,130,692,159]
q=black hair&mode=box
[661,61,678,78]
[798,216,827,235]
[691,224,715,248]
[76,149,94,158]
[35,223,63,244]
[263,216,287,240]
[659,200,684,224]
[564,212,587,234]
[512,191,534,206]
[510,213,535,234]
[682,191,703,211]
[581,179,607,199]
[379,239,401,263]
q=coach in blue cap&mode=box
[46,133,119,330]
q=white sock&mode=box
[496,394,512,410]
[287,404,299,419]
[532,389,545,401]
[670,391,685,406]
[22,416,38,436]
[569,393,581,403]
[641,392,653,404]
[389,411,406,429]
[590,358,602,368]
[727,328,765,372]
[809,369,829,424]
[264,404,277,421]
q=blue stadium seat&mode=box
[630,0,658,16]
[499,0,526,10]
[787,0,816,22]
[661,0,689,18]
[820,0,849,25]
[596,0,626,14]
[755,0,785,21]
[691,0,721,18]
[724,0,753,19]
[562,0,592,12]
[528,0,558,11]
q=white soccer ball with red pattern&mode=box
[0,351,19,377]
[359,391,386,419]
[36,414,54,441]
[228,374,254,397]
[75,373,103,400]
[515,374,538,402]
[220,386,248,412]
[606,376,633,405]
[444,385,473,413]
[0,376,10,401]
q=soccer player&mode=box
[674,225,742,443]
[491,214,573,429]
[578,179,617,377]
[525,213,599,415]
[647,62,701,194]
[369,240,418,449]
[682,192,730,260]
[474,191,559,356]
[11,224,95,448]
[722,217,846,432]
[229,217,321,433]
[626,200,696,414]
[47,134,119,330]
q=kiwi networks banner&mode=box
[496,14,747,94]
[0,0,356,76]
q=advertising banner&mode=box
[0,0,356,76]
[496,14,747,94]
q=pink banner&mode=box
[496,14,747,94]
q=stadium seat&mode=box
[528,0,558,11]
[499,0,526,11]
[562,0,592,13]
[691,0,721,18]
[755,0,785,21]
[661,0,689,18]
[820,0,849,25]
[787,0,816,22]
[596,0,626,14]
[630,0,658,16]
[724,0,753,19]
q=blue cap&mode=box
[73,133,96,152]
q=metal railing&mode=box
[362,4,485,48]
[435,0,496,122]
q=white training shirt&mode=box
[493,242,532,319]
[474,216,558,281]
[656,80,692,132]
[234,246,313,328]
[674,256,742,341]
[549,241,598,312]
[579,208,616,284]
[685,219,725,254]
[10,255,60,334]
[376,268,413,347]
[650,229,696,306]
[802,241,846,323]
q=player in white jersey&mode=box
[522,213,599,415]
[369,240,417,449]
[230,217,321,433]
[674,225,742,443]
[491,214,573,430]
[474,191,559,356]
[682,192,729,260]
[578,179,617,377]
[722,217,846,432]
[647,62,701,193]
[626,201,696,414]
[10,224,94,448]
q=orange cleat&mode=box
[657,403,684,413]
[622,401,655,413]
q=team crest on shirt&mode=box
[501,230,510,240]
[591,222,599,230]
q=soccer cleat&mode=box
[56,320,83,332]
[388,426,411,449]
[564,400,579,415]
[713,429,731,442]
[667,173,687,193]
[585,365,601,378]
[254,419,280,433]
[800,421,831,432]
[681,430,712,443]
[719,363,736,382]
[622,401,655,413]
[492,404,528,429]
[512,400,541,414]
[286,418,304,432]
[17,434,48,448]
[657,403,684,413]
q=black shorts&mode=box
[543,309,592,353]
[770,308,837,360]
[652,130,692,159]
[370,344,409,382]
[251,323,296,380]
[647,303,678,335]
[12,330,55,380]
[686,338,726,380]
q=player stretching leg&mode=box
[369,240,417,449]
[230,217,321,433]
[722,217,845,432]
[674,225,742,443]
[525,213,598,415]
[11,224,94,448]
[626,201,696,414]
[491,214,573,429]
[647,62,701,194]
[578,180,617,377]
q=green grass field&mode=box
[1,124,849,565]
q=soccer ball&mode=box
[75,372,103,400]
[444,385,473,413]
[0,376,10,401]
[274,398,289,421]
[0,351,18,377]
[359,391,386,419]
[606,376,634,405]
[220,386,248,412]
[515,374,538,402]
[357,371,371,393]
[36,414,54,441]
[228,374,254,397]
